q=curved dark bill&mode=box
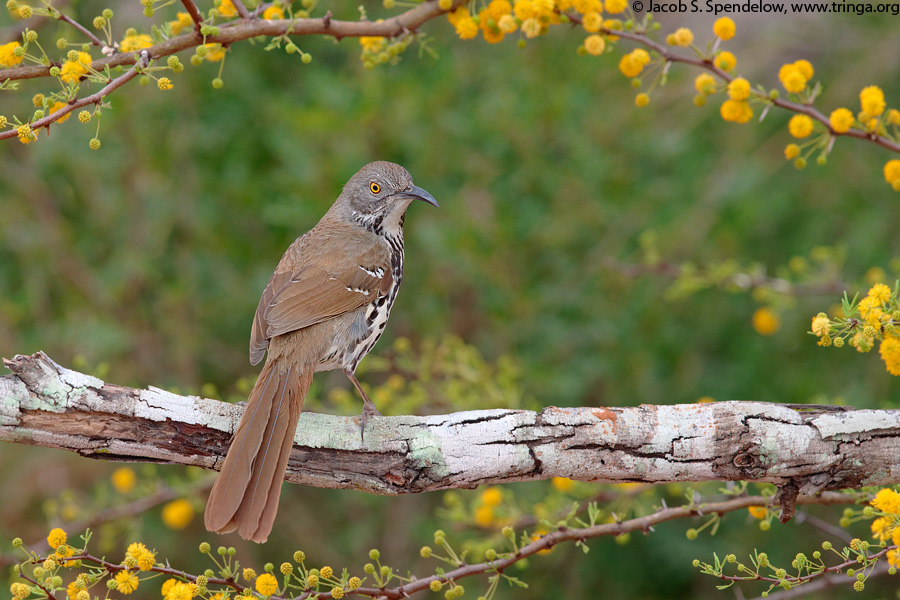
[397,185,439,208]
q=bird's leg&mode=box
[344,369,382,442]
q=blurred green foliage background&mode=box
[2,2,900,598]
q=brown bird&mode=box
[204,161,437,543]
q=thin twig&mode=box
[180,0,206,32]
[54,10,104,47]
[231,0,252,19]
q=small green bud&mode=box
[217,546,227,556]
[293,550,306,563]
[430,580,442,592]
[212,77,223,89]
[380,565,390,577]
[301,53,312,64]
[822,541,832,550]
[196,45,208,57]
[264,562,274,572]
[93,16,106,28]
[67,49,79,61]
[25,29,37,42]
[12,537,22,548]
[280,563,292,576]
[204,570,214,578]
[816,154,827,166]
[102,8,113,18]
[139,75,149,86]
[769,89,779,99]
[50,66,60,76]
[369,548,381,560]
[794,157,807,169]
[143,6,153,17]
[685,529,698,540]
[286,43,298,54]
[484,548,496,561]
[517,39,526,48]
[759,520,771,531]
[500,527,513,540]
[56,38,67,49]
[363,563,375,575]
[196,576,208,587]
[692,559,700,567]
[693,95,706,107]
[33,568,45,578]
[106,579,117,589]
[840,517,852,528]
[190,54,203,66]
[420,546,432,558]
[199,542,211,554]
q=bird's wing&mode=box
[249,233,392,365]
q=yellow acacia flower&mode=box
[784,143,800,159]
[48,528,67,549]
[520,17,541,37]
[474,505,494,526]
[446,6,468,24]
[161,578,178,597]
[255,574,279,597]
[263,6,284,19]
[671,27,693,47]
[584,34,604,55]
[635,92,649,107]
[60,51,92,85]
[573,0,602,12]
[203,43,225,61]
[778,63,806,94]
[552,477,574,491]
[582,11,602,32]
[726,77,750,101]
[480,486,503,506]
[618,54,642,78]
[829,107,854,133]
[747,506,767,519]
[455,16,479,39]
[112,467,137,493]
[17,124,37,144]
[157,77,173,91]
[115,571,139,595]
[165,582,195,600]
[868,283,892,304]
[715,50,736,71]
[885,160,900,189]
[605,0,627,12]
[359,36,385,52]
[720,99,752,123]
[120,33,152,52]
[888,109,900,126]
[788,114,813,138]
[11,583,30,600]
[871,516,894,541]
[810,313,830,337]
[514,0,536,18]
[533,0,555,15]
[487,0,513,19]
[602,18,622,39]
[712,17,735,40]
[498,14,517,32]
[694,73,715,95]
[170,12,194,35]
[871,488,900,513]
[49,101,71,123]
[752,307,780,336]
[480,13,505,44]
[860,85,885,118]
[161,499,194,529]
[792,59,813,80]
[879,336,900,376]
[218,0,238,17]
[0,41,23,67]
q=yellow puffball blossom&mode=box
[497,14,517,32]
[439,0,453,9]
[255,574,278,597]
[514,0,536,19]
[868,283,892,304]
[11,583,31,600]
[320,566,334,579]
[533,0,555,16]
[618,54,642,78]
[474,505,494,526]
[49,101,71,123]
[48,528,67,549]
[115,571,140,595]
[446,6,468,24]
[157,77,173,91]
[552,477,574,492]
[165,582,195,600]
[871,488,900,514]
[359,36,385,52]
[582,11,602,32]
[715,51,736,71]
[161,578,178,597]
[810,313,831,337]
[871,516,894,541]
[747,506,767,519]
[480,13,505,44]
[694,73,715,95]
[860,85,885,117]
[792,59,813,80]
[521,17,541,38]
[170,12,194,35]
[218,0,238,17]
[487,0,512,19]
[60,51,92,84]
[112,467,137,493]
[203,43,225,61]
[712,17,735,40]
[888,109,900,126]
[788,114,813,138]
[120,33,152,52]
[784,143,800,160]
[17,123,36,144]
[480,486,503,506]
[726,77,750,101]
[635,92,649,107]
[879,336,900,376]
[752,307,780,336]
[605,0,627,12]
[884,160,900,187]
[584,34,605,55]
[262,6,284,19]
[720,99,752,123]
[0,41,24,67]
[161,499,194,529]
[829,107,854,133]
[778,64,806,93]
[455,16,479,39]
[671,27,693,47]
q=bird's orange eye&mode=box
[369,182,381,194]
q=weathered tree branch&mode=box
[2,352,899,508]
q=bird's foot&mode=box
[360,400,383,443]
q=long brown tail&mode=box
[204,358,311,543]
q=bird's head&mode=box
[338,161,438,235]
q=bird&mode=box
[204,161,438,543]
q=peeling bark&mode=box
[2,351,899,499]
